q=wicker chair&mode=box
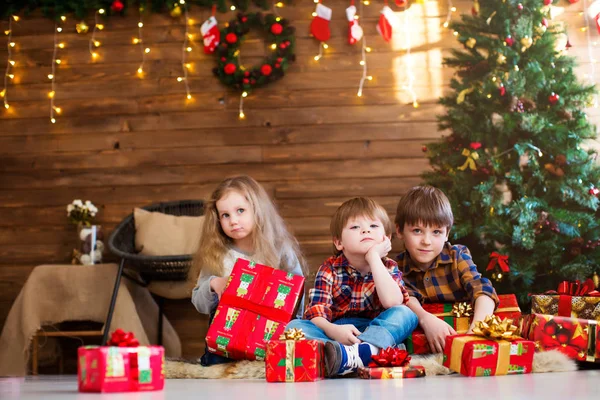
[104,200,204,345]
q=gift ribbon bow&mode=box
[486,252,510,273]
[472,315,521,340]
[556,279,599,297]
[452,302,473,318]
[368,347,411,367]
[279,328,305,341]
[108,329,140,347]
[457,148,479,171]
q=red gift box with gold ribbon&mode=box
[265,329,325,382]
[520,313,600,363]
[77,330,164,393]
[531,279,600,322]
[405,294,521,354]
[205,258,305,361]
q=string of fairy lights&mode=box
[0,1,598,121]
[1,15,18,110]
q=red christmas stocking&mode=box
[377,5,399,42]
[201,16,220,54]
[310,3,332,42]
[346,5,363,45]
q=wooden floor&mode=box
[1,371,599,400]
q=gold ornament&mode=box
[451,302,473,318]
[466,37,477,48]
[457,87,475,104]
[472,315,520,340]
[593,272,600,289]
[497,54,507,64]
[170,5,182,17]
[520,36,533,52]
[76,21,89,34]
[279,328,305,341]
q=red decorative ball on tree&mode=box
[568,0,579,3]
[543,0,552,5]
[548,92,560,105]
[517,3,524,10]
[225,33,238,44]
[224,63,237,75]
[111,0,124,13]
[541,18,549,27]
[499,86,506,96]
[422,146,428,152]
[590,187,600,196]
[261,64,273,76]
[270,23,283,35]
[244,71,250,77]
[505,36,514,46]
[243,78,250,84]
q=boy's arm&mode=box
[405,296,457,353]
[366,237,404,308]
[468,295,496,332]
[456,246,499,316]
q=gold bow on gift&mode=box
[280,328,305,341]
[451,302,473,318]
[457,148,480,171]
[472,315,521,340]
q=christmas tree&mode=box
[424,0,600,303]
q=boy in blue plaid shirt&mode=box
[395,186,499,353]
[286,197,418,377]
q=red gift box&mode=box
[406,294,521,354]
[77,345,164,392]
[442,334,534,377]
[520,313,600,363]
[206,258,305,361]
[265,337,325,382]
[358,365,426,379]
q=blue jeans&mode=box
[285,305,418,349]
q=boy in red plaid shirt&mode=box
[395,186,499,353]
[286,198,418,377]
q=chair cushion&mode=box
[134,208,204,256]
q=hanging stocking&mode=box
[310,2,332,42]
[377,4,399,42]
[201,8,220,54]
[346,3,363,45]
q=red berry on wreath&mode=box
[271,23,283,35]
[226,33,238,44]
[224,63,237,75]
[261,64,273,76]
[111,0,124,13]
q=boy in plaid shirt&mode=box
[286,198,418,377]
[395,186,499,353]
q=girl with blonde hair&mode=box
[191,175,305,316]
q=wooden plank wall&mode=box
[0,0,597,358]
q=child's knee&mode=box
[388,305,418,328]
[285,318,312,330]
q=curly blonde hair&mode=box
[192,175,305,278]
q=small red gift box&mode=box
[265,330,325,382]
[520,313,600,363]
[442,334,534,377]
[406,294,521,354]
[358,365,426,379]
[531,279,600,322]
[206,258,305,361]
[77,345,164,392]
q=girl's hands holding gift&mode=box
[326,324,362,345]
[210,276,229,299]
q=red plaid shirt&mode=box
[304,254,409,322]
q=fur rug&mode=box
[165,350,577,379]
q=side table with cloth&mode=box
[0,264,181,377]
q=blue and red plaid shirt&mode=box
[304,254,409,322]
[396,242,499,307]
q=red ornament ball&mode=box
[499,86,506,96]
[541,18,549,27]
[261,64,273,76]
[224,63,237,75]
[548,92,560,105]
[244,71,250,77]
[271,23,283,35]
[568,0,579,3]
[517,3,524,10]
[243,78,250,84]
[220,57,226,62]
[421,146,428,152]
[225,33,238,44]
[590,187,600,196]
[279,43,287,49]
[111,0,124,12]
[505,36,514,46]
[543,0,552,5]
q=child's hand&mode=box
[210,276,228,299]
[326,324,362,345]
[366,236,392,261]
[420,314,457,353]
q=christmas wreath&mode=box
[213,12,296,94]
